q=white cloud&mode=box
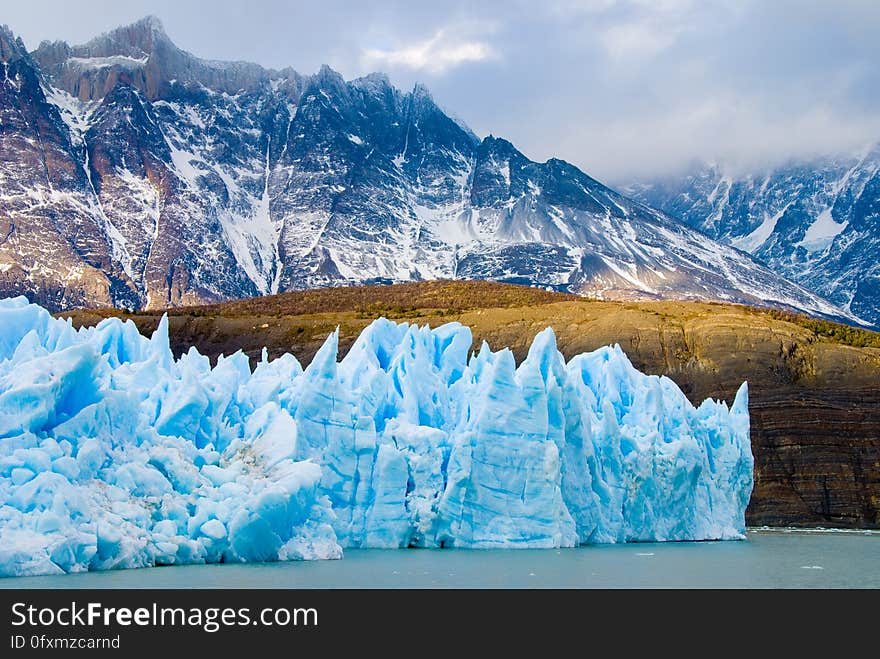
[549,93,880,183]
[595,0,700,61]
[361,29,495,75]
[600,21,678,60]
[9,0,878,181]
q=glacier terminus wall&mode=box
[0,297,753,577]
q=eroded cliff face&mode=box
[577,313,880,528]
[32,16,273,102]
[61,282,880,528]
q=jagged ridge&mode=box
[628,149,880,327]
[0,18,857,325]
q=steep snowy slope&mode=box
[629,147,880,326]
[0,17,855,323]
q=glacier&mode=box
[0,296,753,577]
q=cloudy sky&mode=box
[6,0,880,182]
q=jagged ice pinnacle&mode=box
[0,297,753,577]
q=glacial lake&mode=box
[1,530,877,589]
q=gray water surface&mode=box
[2,530,877,588]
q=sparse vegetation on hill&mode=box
[754,308,880,349]
[175,280,579,318]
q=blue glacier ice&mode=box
[0,296,753,577]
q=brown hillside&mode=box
[61,280,880,529]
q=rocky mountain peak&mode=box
[408,82,441,115]
[139,15,166,36]
[77,15,171,59]
[356,71,391,86]
[308,64,348,97]
[479,134,517,158]
[410,81,433,100]
[0,25,28,63]
[351,71,394,98]
[30,16,272,101]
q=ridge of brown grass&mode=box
[749,307,880,349]
[143,280,579,318]
[59,280,880,351]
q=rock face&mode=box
[0,26,120,310]
[62,281,880,528]
[627,148,880,327]
[602,312,880,528]
[32,16,271,102]
[0,18,855,323]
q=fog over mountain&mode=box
[5,1,879,182]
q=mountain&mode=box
[627,147,880,326]
[0,17,855,323]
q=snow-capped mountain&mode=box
[628,147,880,326]
[0,17,856,323]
